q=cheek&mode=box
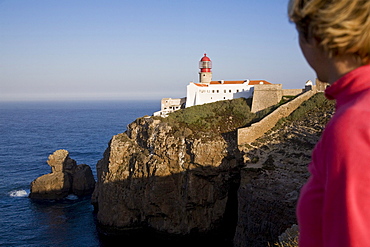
[299,38,328,81]
[299,38,315,68]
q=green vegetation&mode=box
[286,93,333,121]
[154,93,331,138]
[274,93,335,129]
[158,98,276,134]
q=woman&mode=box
[288,0,370,246]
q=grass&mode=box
[157,98,256,134]
[156,97,288,137]
[273,92,335,129]
[286,92,333,121]
[153,93,330,140]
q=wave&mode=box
[66,194,79,200]
[8,189,29,198]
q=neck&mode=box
[328,56,363,84]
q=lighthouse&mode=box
[199,53,212,83]
[153,53,275,113]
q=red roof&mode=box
[194,83,208,87]
[193,80,272,87]
[210,80,246,85]
[200,53,211,61]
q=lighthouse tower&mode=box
[199,53,212,84]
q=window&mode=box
[224,90,226,93]
[229,90,232,93]
[217,90,219,93]
[236,89,239,93]
[212,90,214,93]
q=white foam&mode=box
[66,194,79,200]
[9,189,29,198]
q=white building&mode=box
[185,80,271,108]
[186,54,271,107]
[154,53,272,116]
[153,97,186,117]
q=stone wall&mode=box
[251,84,283,113]
[316,79,329,92]
[282,89,303,96]
[237,89,317,145]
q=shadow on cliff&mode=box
[93,124,319,247]
[233,128,320,247]
[93,130,243,247]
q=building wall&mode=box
[199,72,212,83]
[282,89,303,96]
[238,89,317,145]
[153,97,186,117]
[161,97,186,111]
[316,79,329,92]
[251,84,283,113]
[186,83,253,108]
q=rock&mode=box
[91,93,334,245]
[29,171,72,200]
[233,94,335,246]
[72,164,96,196]
[29,149,95,200]
[278,224,299,245]
[92,117,241,237]
[47,149,76,173]
[285,190,299,202]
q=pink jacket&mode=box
[297,64,370,247]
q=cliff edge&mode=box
[92,94,335,245]
[92,99,252,241]
[234,93,334,246]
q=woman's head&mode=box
[288,0,370,64]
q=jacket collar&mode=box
[325,64,370,109]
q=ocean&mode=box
[0,100,159,247]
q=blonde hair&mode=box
[288,0,370,63]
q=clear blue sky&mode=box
[0,0,315,101]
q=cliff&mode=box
[92,99,252,243]
[92,118,241,238]
[234,93,334,246]
[92,94,335,245]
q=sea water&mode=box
[0,100,159,247]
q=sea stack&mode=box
[29,149,95,200]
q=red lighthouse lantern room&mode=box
[199,53,212,72]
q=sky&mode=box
[0,0,316,102]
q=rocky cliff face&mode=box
[234,94,335,246]
[92,117,241,237]
[92,94,335,245]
